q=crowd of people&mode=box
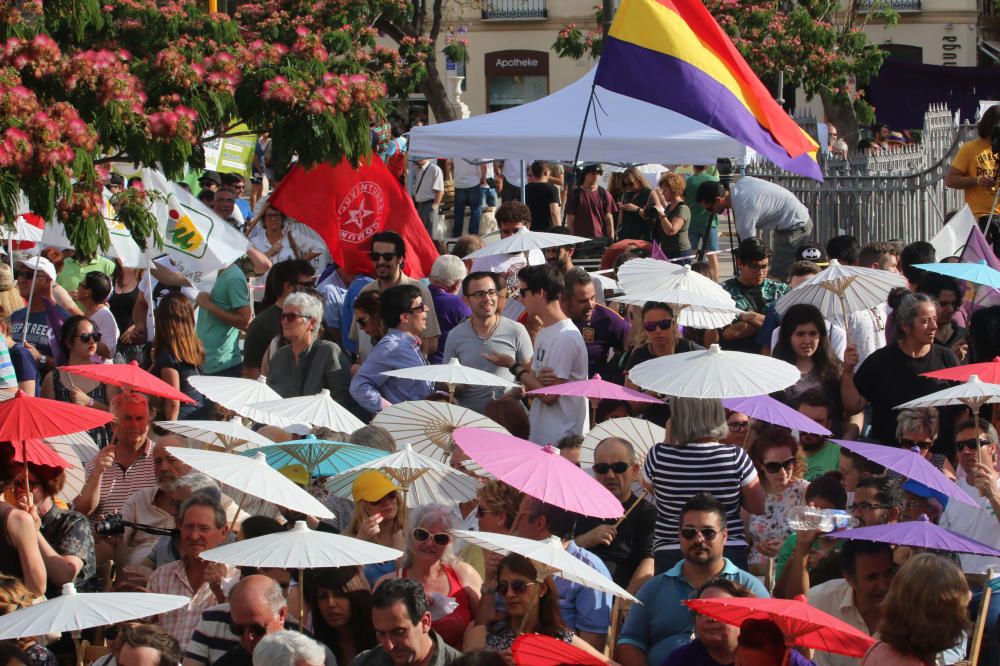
[0,108,998,666]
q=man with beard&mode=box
[561,269,628,378]
[793,389,842,481]
[616,493,767,666]
[806,541,897,666]
[148,495,235,651]
[445,272,532,414]
[574,437,655,593]
[118,436,192,566]
[543,226,577,274]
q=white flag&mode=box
[929,205,976,259]
[143,168,249,292]
[41,190,154,269]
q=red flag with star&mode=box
[269,156,438,278]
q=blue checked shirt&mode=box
[349,328,433,414]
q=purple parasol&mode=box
[525,374,663,404]
[832,439,979,508]
[826,515,1000,557]
[723,395,832,436]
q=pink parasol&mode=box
[723,395,832,436]
[452,427,624,519]
[525,374,662,404]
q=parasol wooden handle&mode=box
[613,490,648,528]
[970,568,994,666]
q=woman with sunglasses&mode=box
[306,567,376,665]
[895,408,956,478]
[745,428,809,569]
[151,293,210,420]
[76,271,118,361]
[351,291,383,369]
[460,480,525,579]
[41,315,112,447]
[344,471,406,586]
[375,504,481,650]
[463,554,606,661]
[623,301,703,426]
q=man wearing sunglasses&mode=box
[349,231,440,358]
[719,239,789,354]
[350,284,435,416]
[574,438,656,594]
[616,493,767,666]
[10,256,70,373]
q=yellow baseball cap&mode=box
[352,470,401,503]
[279,464,309,487]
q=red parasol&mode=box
[0,390,114,496]
[684,596,876,658]
[61,360,195,404]
[923,357,1000,383]
[511,634,606,666]
[4,440,72,469]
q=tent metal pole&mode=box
[563,82,597,225]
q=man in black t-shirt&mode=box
[524,160,561,232]
[575,437,655,592]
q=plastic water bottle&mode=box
[786,506,858,532]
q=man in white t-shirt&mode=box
[501,264,588,446]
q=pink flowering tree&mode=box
[0,0,430,259]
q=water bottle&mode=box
[786,506,858,532]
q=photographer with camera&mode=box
[945,104,1000,247]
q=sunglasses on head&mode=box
[370,252,397,262]
[762,457,796,474]
[956,438,991,451]
[412,527,451,546]
[680,527,719,541]
[497,579,536,595]
[593,461,630,475]
[642,319,673,332]
[229,621,268,638]
[76,332,102,343]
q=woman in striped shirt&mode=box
[643,396,765,574]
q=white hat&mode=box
[16,256,56,281]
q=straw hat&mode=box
[0,264,15,293]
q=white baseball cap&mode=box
[16,256,56,281]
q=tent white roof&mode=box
[409,67,749,165]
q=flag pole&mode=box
[563,82,598,225]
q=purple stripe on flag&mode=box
[596,37,823,181]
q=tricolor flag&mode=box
[595,0,822,180]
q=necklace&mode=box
[474,315,501,341]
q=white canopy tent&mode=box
[409,67,749,165]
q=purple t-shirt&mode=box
[574,304,630,378]
[429,285,471,364]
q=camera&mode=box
[716,157,736,188]
[95,514,175,537]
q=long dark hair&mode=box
[306,567,375,660]
[496,554,565,636]
[58,314,94,361]
[773,303,841,385]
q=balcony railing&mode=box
[860,0,921,12]
[482,0,547,20]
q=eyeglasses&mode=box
[899,437,934,451]
[356,316,369,327]
[642,319,673,332]
[497,580,536,595]
[680,527,719,541]
[476,507,499,518]
[370,252,398,262]
[14,271,32,280]
[280,312,309,323]
[76,332,102,343]
[745,262,770,272]
[229,622,268,639]
[849,502,892,512]
[762,457,796,474]
[727,421,750,431]
[407,303,429,314]
[468,289,498,299]
[956,438,992,451]
[592,461,630,475]
[412,527,451,546]
[294,279,316,288]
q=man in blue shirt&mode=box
[616,493,768,666]
[512,497,612,652]
[350,284,433,415]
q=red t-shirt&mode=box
[567,186,616,237]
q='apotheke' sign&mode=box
[484,50,549,76]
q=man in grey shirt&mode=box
[443,271,532,413]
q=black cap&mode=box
[198,170,222,186]
[106,173,125,187]
[795,241,829,266]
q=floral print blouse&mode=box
[748,478,809,566]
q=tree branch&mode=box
[429,0,443,43]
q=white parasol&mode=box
[167,447,334,521]
[628,344,801,399]
[382,358,518,401]
[450,530,637,603]
[611,287,742,330]
[249,389,365,433]
[200,520,403,627]
[580,417,665,467]
[156,418,274,452]
[617,258,730,301]
[187,375,282,424]
[0,583,189,665]
[43,432,99,504]
[326,444,480,507]
[372,400,510,462]
[462,227,590,260]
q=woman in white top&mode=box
[76,271,119,360]
[248,206,323,265]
